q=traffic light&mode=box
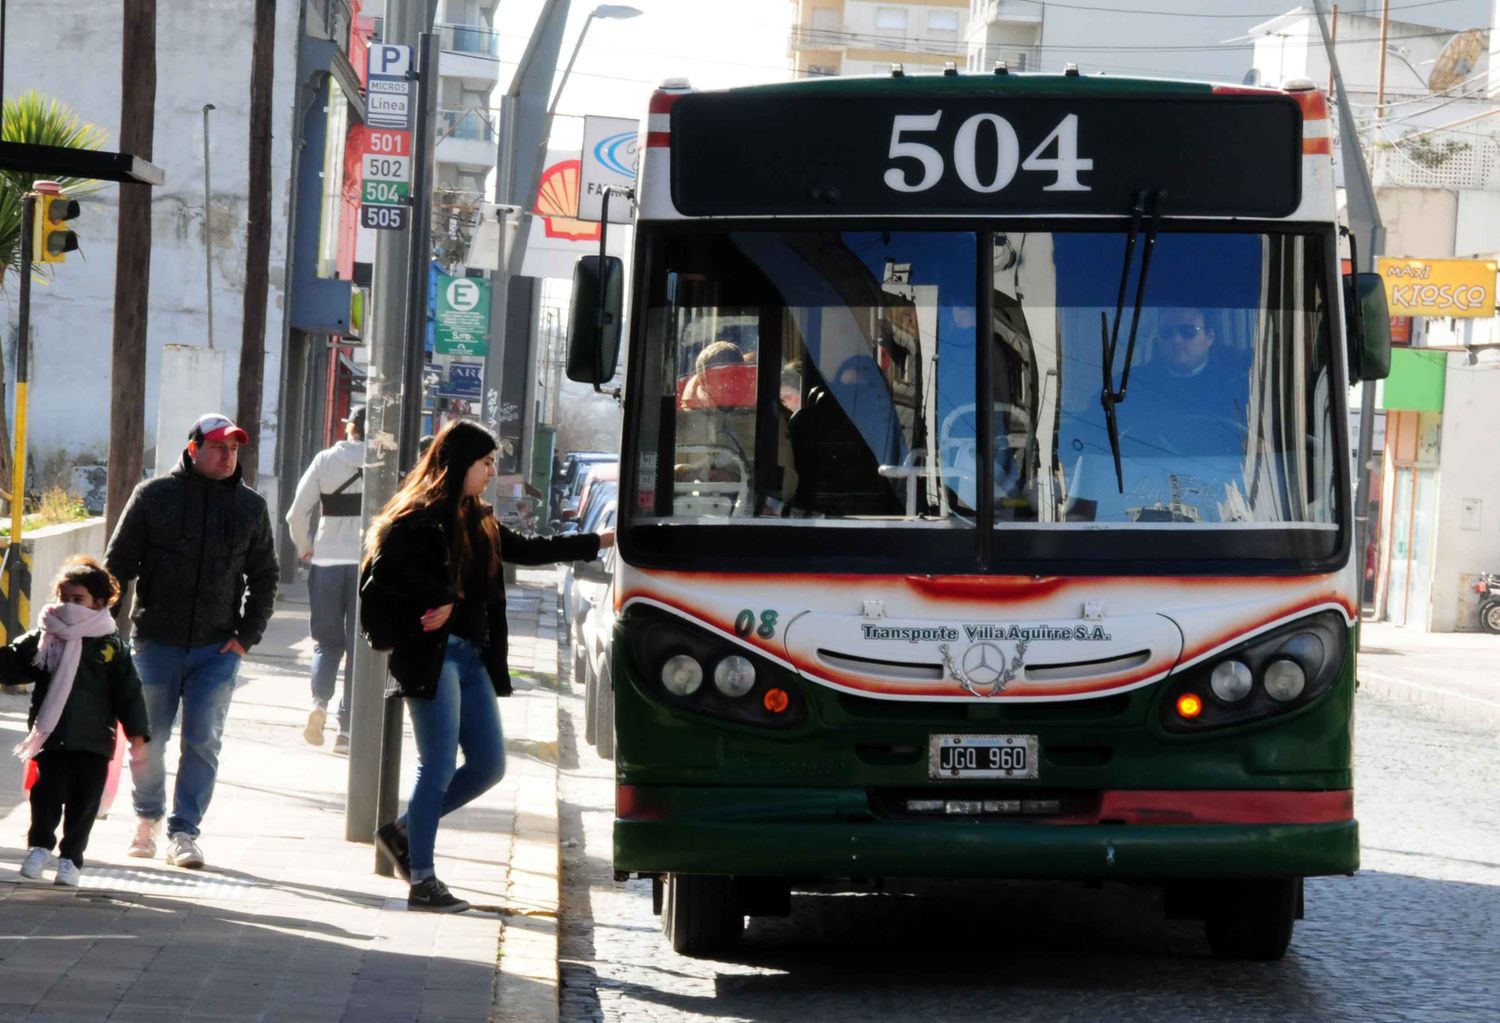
[33,192,81,264]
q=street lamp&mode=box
[544,4,642,120]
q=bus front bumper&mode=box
[613,785,1359,879]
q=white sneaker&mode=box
[53,859,80,887]
[128,818,160,858]
[304,702,328,746]
[19,847,49,879]
[166,832,204,869]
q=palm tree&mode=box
[0,91,108,280]
[0,91,107,504]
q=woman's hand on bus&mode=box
[596,528,615,549]
[421,603,454,632]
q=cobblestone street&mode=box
[557,676,1499,1022]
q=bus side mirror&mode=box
[1344,271,1391,382]
[566,255,624,385]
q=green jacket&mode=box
[0,630,151,759]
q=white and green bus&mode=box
[567,69,1390,960]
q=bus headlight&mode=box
[660,654,704,696]
[1210,660,1253,702]
[713,655,756,697]
[1158,611,1348,734]
[1263,659,1306,702]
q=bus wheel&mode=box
[582,657,598,747]
[595,663,616,761]
[663,873,743,956]
[1204,877,1300,961]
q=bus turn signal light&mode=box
[763,688,790,714]
[1176,693,1203,719]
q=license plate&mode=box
[929,734,1039,780]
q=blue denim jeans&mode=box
[308,562,358,732]
[401,635,506,881]
[130,640,242,839]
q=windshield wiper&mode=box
[1099,190,1165,492]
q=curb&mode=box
[1359,670,1500,731]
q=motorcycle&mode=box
[1475,572,1500,634]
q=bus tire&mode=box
[663,873,743,956]
[595,663,616,761]
[1204,877,1300,961]
[582,658,598,747]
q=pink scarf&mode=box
[12,602,118,761]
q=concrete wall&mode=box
[1454,190,1500,256]
[1,0,302,484]
[1430,354,1500,630]
[21,518,109,616]
[1377,187,1459,258]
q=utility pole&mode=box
[346,0,438,857]
[237,0,275,485]
[203,103,216,349]
[105,0,156,539]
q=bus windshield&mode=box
[630,226,1339,537]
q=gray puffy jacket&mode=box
[105,450,279,648]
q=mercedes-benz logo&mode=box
[960,642,1006,687]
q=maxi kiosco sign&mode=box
[362,44,413,231]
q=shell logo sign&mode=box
[535,159,600,242]
[1377,257,1497,318]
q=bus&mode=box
[567,69,1390,962]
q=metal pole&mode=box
[1327,5,1338,97]
[203,103,215,349]
[347,0,433,855]
[5,192,33,642]
[400,32,439,469]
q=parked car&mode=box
[558,462,618,535]
[553,454,616,530]
[578,535,619,760]
[561,491,615,677]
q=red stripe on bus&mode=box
[648,90,683,114]
[646,131,671,148]
[1092,789,1352,825]
[1304,137,1332,155]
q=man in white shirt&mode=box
[285,407,365,753]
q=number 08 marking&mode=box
[884,111,1093,195]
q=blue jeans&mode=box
[130,640,242,839]
[401,635,506,881]
[309,563,357,732]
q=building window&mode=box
[806,63,839,77]
[875,7,908,31]
[928,10,960,36]
[811,6,839,29]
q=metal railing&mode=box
[436,108,500,144]
[436,21,501,57]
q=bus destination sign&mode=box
[670,94,1302,218]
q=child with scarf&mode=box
[4,555,149,886]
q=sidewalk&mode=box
[0,567,565,1023]
[1358,620,1500,729]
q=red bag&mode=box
[23,758,38,792]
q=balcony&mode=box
[437,22,500,57]
[787,25,964,59]
[435,108,499,170]
[307,0,354,48]
[970,0,1044,26]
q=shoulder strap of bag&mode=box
[327,468,363,496]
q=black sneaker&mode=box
[374,822,412,881]
[408,876,469,913]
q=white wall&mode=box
[1430,353,1500,630]
[1377,187,1459,258]
[1,0,301,481]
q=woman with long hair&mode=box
[361,420,611,912]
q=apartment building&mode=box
[790,0,967,78]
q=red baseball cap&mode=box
[190,413,249,445]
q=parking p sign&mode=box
[435,276,490,356]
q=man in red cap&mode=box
[105,413,278,869]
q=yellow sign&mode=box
[1377,257,1497,318]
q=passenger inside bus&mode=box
[790,354,906,517]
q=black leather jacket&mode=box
[361,507,600,699]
